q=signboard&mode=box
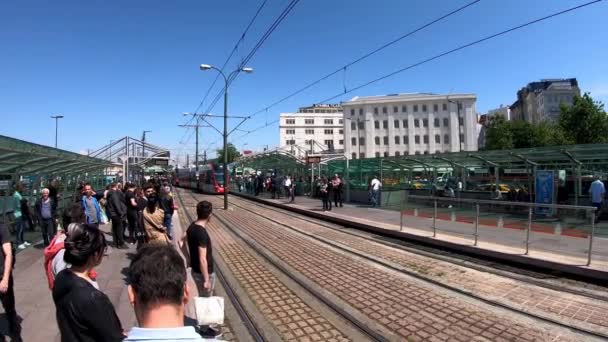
[535,170,555,216]
[0,180,9,190]
[243,150,253,155]
[154,159,169,166]
[306,156,321,164]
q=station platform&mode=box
[232,191,608,282]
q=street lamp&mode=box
[50,115,64,148]
[199,63,253,210]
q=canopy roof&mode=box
[0,135,113,177]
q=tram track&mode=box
[221,192,608,341]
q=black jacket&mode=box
[34,197,57,221]
[52,270,124,342]
[106,190,127,218]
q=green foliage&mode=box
[215,143,241,163]
[484,93,606,150]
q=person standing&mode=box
[285,175,294,203]
[35,188,58,247]
[370,176,382,208]
[0,222,21,341]
[589,176,606,222]
[186,200,221,338]
[159,185,175,239]
[12,184,29,250]
[81,184,102,229]
[142,184,170,245]
[106,183,128,249]
[124,183,138,244]
[53,224,124,341]
[319,177,330,211]
[332,174,342,208]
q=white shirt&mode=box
[284,178,292,187]
[371,178,382,191]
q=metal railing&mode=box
[401,194,598,266]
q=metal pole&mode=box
[310,164,314,198]
[525,207,532,255]
[223,83,229,210]
[474,203,479,246]
[432,200,437,237]
[587,209,596,266]
[195,124,200,191]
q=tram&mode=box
[175,163,228,194]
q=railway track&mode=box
[181,188,604,341]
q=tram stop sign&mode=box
[306,156,321,164]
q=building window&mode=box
[374,120,380,129]
[375,152,380,158]
[375,136,380,145]
[459,117,464,126]
[359,152,365,158]
[350,109,355,116]
[339,139,344,145]
[351,122,356,130]
[422,104,427,112]
[384,152,389,157]
[286,119,295,124]
[305,129,314,134]
[339,119,343,124]
[424,151,429,155]
[383,136,389,145]
[414,119,420,127]
[443,118,449,127]
[374,107,378,115]
[358,121,365,130]
[351,137,356,146]
[415,135,420,144]
[394,120,399,129]
[324,139,334,147]
[324,129,333,135]
[305,118,314,124]
[415,151,420,155]
[442,103,447,111]
[423,119,428,127]
[324,119,334,125]
[404,135,408,144]
[393,106,398,113]
[433,104,438,112]
[434,118,440,127]
[402,105,407,112]
[414,105,418,112]
[286,139,295,145]
[395,136,400,144]
[352,153,357,159]
[359,108,363,115]
[458,102,463,110]
[383,120,388,129]
[395,151,400,157]
[286,129,295,134]
[403,119,408,128]
[359,137,365,146]
[436,150,442,154]
[435,134,440,143]
[339,129,344,134]
[404,151,409,156]
[382,107,387,114]
[423,135,429,144]
[460,134,464,144]
[444,134,449,144]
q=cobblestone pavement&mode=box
[184,190,580,341]
[179,194,354,342]
[229,197,608,334]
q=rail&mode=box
[402,194,598,266]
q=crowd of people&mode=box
[2,179,220,341]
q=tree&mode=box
[216,143,241,163]
[558,93,608,144]
[484,114,513,150]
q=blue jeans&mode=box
[164,213,173,238]
[371,190,380,207]
[15,217,25,245]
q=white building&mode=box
[341,93,478,159]
[279,104,344,157]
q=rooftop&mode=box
[343,92,476,105]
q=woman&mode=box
[319,177,329,211]
[135,187,148,248]
[52,224,124,341]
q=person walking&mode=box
[589,176,606,222]
[159,185,176,239]
[186,200,221,338]
[106,183,128,249]
[370,176,382,208]
[81,184,102,229]
[53,224,124,341]
[12,184,29,250]
[142,184,170,245]
[35,188,58,247]
[0,222,21,341]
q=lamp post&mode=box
[50,115,64,148]
[199,63,253,210]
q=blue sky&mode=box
[1,0,607,162]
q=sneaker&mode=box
[23,241,32,247]
[198,327,222,338]
[17,243,26,250]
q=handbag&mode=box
[194,296,225,326]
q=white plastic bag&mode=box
[195,296,225,326]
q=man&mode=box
[0,222,21,341]
[142,184,170,245]
[185,201,220,338]
[106,183,128,249]
[285,175,294,203]
[124,183,139,244]
[370,176,382,208]
[159,185,175,239]
[81,184,102,229]
[589,176,605,222]
[332,174,342,208]
[35,188,58,247]
[125,245,209,341]
[12,184,29,250]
